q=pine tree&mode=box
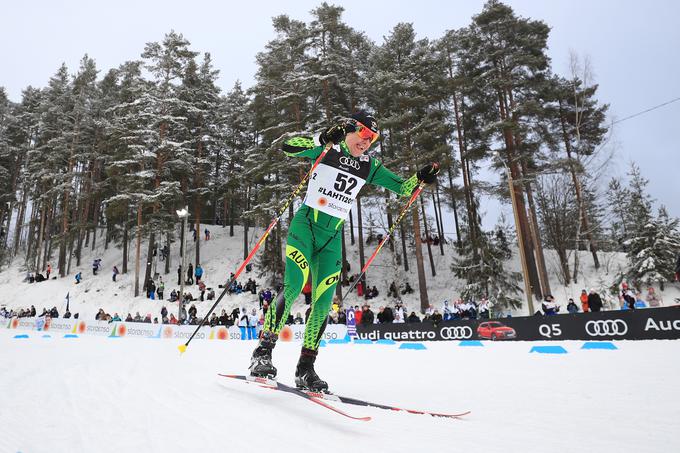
[624,206,680,290]
[452,222,523,313]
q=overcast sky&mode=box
[2,0,678,228]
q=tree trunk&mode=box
[412,203,429,312]
[446,167,462,248]
[164,233,171,275]
[349,210,355,245]
[420,198,436,277]
[122,221,128,274]
[432,189,445,255]
[134,203,142,297]
[558,99,600,269]
[520,161,551,297]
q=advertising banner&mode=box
[356,306,680,342]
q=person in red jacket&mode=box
[580,289,589,312]
[354,305,363,325]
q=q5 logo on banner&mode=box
[585,320,628,336]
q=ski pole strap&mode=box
[341,181,426,302]
[179,141,333,354]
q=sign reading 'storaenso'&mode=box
[304,147,371,220]
[356,306,680,341]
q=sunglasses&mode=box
[356,123,379,144]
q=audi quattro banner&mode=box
[355,306,680,342]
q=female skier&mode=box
[249,111,439,391]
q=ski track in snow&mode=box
[1,330,678,453]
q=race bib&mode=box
[303,149,371,220]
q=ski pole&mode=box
[341,180,427,302]
[178,141,334,354]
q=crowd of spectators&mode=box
[541,282,666,316]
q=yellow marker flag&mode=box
[178,344,187,354]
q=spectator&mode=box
[133,312,142,322]
[676,253,680,282]
[294,312,304,324]
[382,305,394,323]
[46,263,52,280]
[219,309,231,326]
[125,313,133,322]
[207,288,215,300]
[210,313,219,327]
[646,287,663,307]
[443,300,454,321]
[169,313,178,325]
[111,313,121,322]
[179,303,188,324]
[238,307,251,340]
[356,279,364,297]
[401,282,414,295]
[407,311,421,323]
[622,286,635,310]
[542,295,559,315]
[195,264,204,284]
[588,289,604,312]
[112,265,120,282]
[335,309,345,324]
[204,228,211,241]
[187,263,194,285]
[328,310,338,325]
[635,292,647,308]
[147,279,156,300]
[431,309,443,326]
[376,306,386,323]
[567,298,579,314]
[92,258,101,275]
[198,280,207,301]
[354,305,362,325]
[63,309,71,319]
[423,304,435,321]
[161,244,169,261]
[393,310,405,323]
[394,301,406,323]
[143,313,152,323]
[188,304,197,320]
[580,289,589,313]
[157,278,165,300]
[177,265,182,286]
[75,272,82,284]
[360,304,374,326]
[388,281,399,299]
[477,297,490,319]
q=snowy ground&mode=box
[1,330,678,453]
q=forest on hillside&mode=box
[0,1,678,310]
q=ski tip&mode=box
[177,344,187,355]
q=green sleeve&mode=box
[367,159,419,197]
[282,136,324,159]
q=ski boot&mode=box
[295,348,328,393]
[249,331,278,379]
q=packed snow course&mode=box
[1,331,678,453]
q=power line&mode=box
[612,96,680,125]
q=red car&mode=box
[477,321,516,340]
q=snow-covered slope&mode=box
[0,224,678,320]
[1,330,677,453]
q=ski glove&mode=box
[417,163,440,184]
[320,121,357,145]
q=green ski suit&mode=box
[263,135,420,350]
